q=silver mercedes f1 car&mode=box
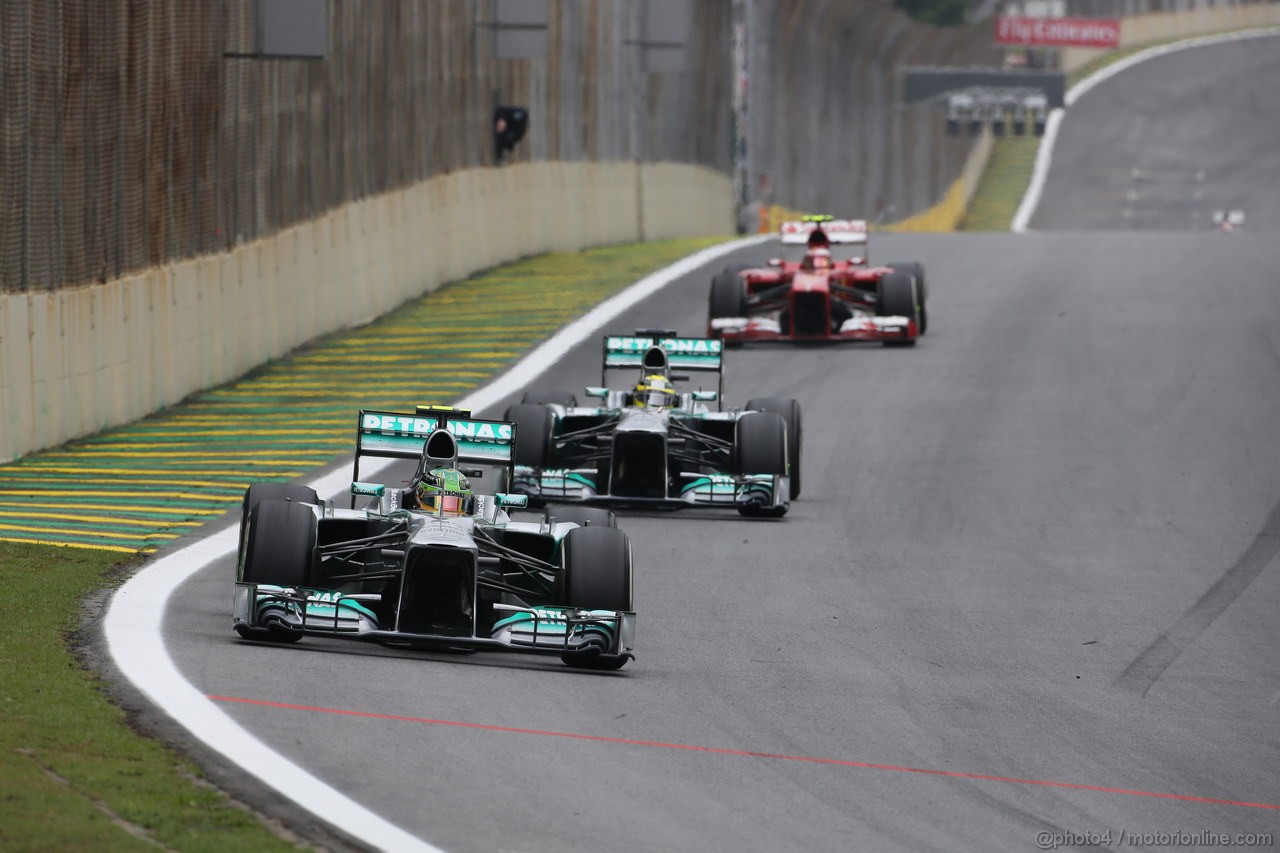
[233,407,636,669]
[505,331,802,518]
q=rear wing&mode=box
[353,409,515,484]
[601,332,724,406]
[602,333,724,373]
[779,218,868,245]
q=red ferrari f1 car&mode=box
[707,217,927,346]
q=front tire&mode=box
[503,403,554,469]
[746,398,802,499]
[886,261,927,334]
[239,483,319,566]
[239,499,317,643]
[876,269,918,348]
[560,526,634,670]
[241,499,316,586]
[547,506,618,529]
[708,269,748,332]
[733,412,789,518]
[520,390,578,407]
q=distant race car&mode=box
[233,407,636,670]
[1211,210,1246,233]
[708,215,928,345]
[504,331,801,517]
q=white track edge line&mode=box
[1011,26,1280,234]
[103,232,770,852]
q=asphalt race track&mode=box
[1031,34,1280,232]
[149,37,1280,852]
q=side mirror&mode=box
[351,482,386,497]
[584,386,609,399]
[495,493,529,509]
[691,390,718,402]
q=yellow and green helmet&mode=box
[416,467,475,516]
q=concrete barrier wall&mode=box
[0,161,731,463]
[1062,4,1280,70]
[746,0,1001,226]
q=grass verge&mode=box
[958,133,1041,232]
[0,542,304,852]
[1,235,728,850]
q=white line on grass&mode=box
[103,233,770,852]
[1011,26,1280,234]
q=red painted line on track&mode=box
[209,694,1279,812]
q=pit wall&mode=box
[1061,3,1280,70]
[0,161,731,463]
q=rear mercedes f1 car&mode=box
[233,408,636,669]
[505,332,801,518]
[708,216,928,345]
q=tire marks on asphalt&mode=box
[1116,497,1280,695]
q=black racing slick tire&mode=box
[503,403,554,469]
[560,526,634,670]
[239,483,319,566]
[239,499,316,643]
[886,261,927,334]
[241,499,316,587]
[733,412,789,518]
[876,269,918,348]
[520,390,578,407]
[746,397,803,499]
[709,270,748,323]
[561,526,634,612]
[546,506,618,529]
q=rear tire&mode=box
[746,398,802,499]
[560,526,634,670]
[733,412,789,518]
[876,270,918,348]
[503,403,554,468]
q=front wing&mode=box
[710,315,917,343]
[512,466,789,513]
[233,583,636,662]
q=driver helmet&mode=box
[415,467,475,516]
[801,247,832,271]
[807,228,831,249]
[632,374,678,409]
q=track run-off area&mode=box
[75,28,1280,853]
[0,241,723,553]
